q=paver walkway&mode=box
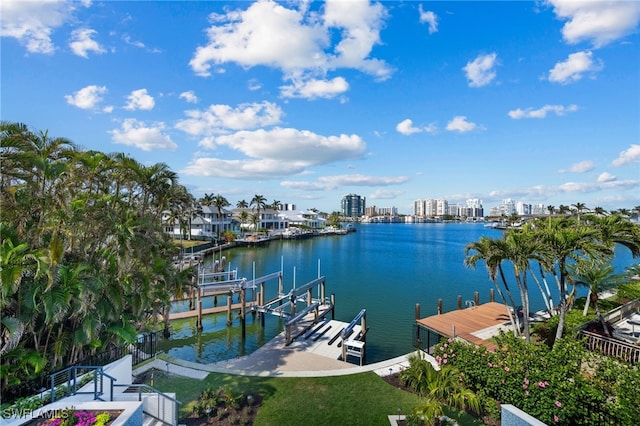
[133,325,416,379]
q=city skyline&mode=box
[2,1,639,213]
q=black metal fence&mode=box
[1,331,161,404]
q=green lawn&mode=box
[149,369,484,426]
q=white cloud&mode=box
[463,53,498,87]
[612,144,640,167]
[418,5,438,34]
[0,0,81,54]
[396,119,438,135]
[546,0,640,48]
[182,127,367,179]
[281,174,409,191]
[179,91,198,104]
[508,104,579,119]
[175,101,284,137]
[65,85,107,110]
[109,119,177,151]
[124,89,155,111]
[213,128,366,164]
[559,160,595,173]
[69,28,105,58]
[189,0,391,99]
[548,50,602,84]
[280,76,349,99]
[396,119,421,135]
[597,172,616,183]
[446,116,481,133]
[182,157,307,179]
[558,179,639,194]
[248,79,262,91]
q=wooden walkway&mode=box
[168,302,252,320]
[416,302,512,350]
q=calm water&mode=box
[160,223,635,364]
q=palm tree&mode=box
[538,218,610,345]
[617,208,631,217]
[571,202,587,222]
[585,214,640,258]
[501,229,546,343]
[249,213,260,232]
[547,205,555,216]
[593,206,607,216]
[557,204,570,215]
[327,212,342,228]
[238,211,250,236]
[200,193,215,206]
[464,236,520,334]
[270,200,281,211]
[236,199,249,208]
[400,351,480,424]
[571,258,623,331]
[212,194,230,238]
[250,194,267,230]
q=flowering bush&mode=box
[44,409,111,426]
[432,333,637,425]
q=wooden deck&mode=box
[168,302,250,320]
[416,302,512,350]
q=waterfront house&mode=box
[277,209,327,229]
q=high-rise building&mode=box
[500,199,516,216]
[516,201,532,216]
[341,193,366,218]
[465,199,484,218]
[436,198,448,216]
[377,206,398,216]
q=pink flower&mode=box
[538,381,546,388]
[524,378,529,385]
[488,362,493,367]
[504,366,510,372]
[443,353,448,358]
[522,384,528,389]
[555,401,562,407]
[443,358,448,364]
[554,415,559,422]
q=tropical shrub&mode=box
[400,350,480,425]
[433,334,639,424]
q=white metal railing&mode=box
[603,299,639,324]
[113,383,181,426]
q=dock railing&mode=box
[579,329,640,364]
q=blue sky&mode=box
[2,0,639,214]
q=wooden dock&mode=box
[168,302,253,320]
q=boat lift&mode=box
[341,309,367,365]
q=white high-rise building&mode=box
[465,199,484,218]
[516,201,532,216]
[500,199,516,216]
[436,199,448,216]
